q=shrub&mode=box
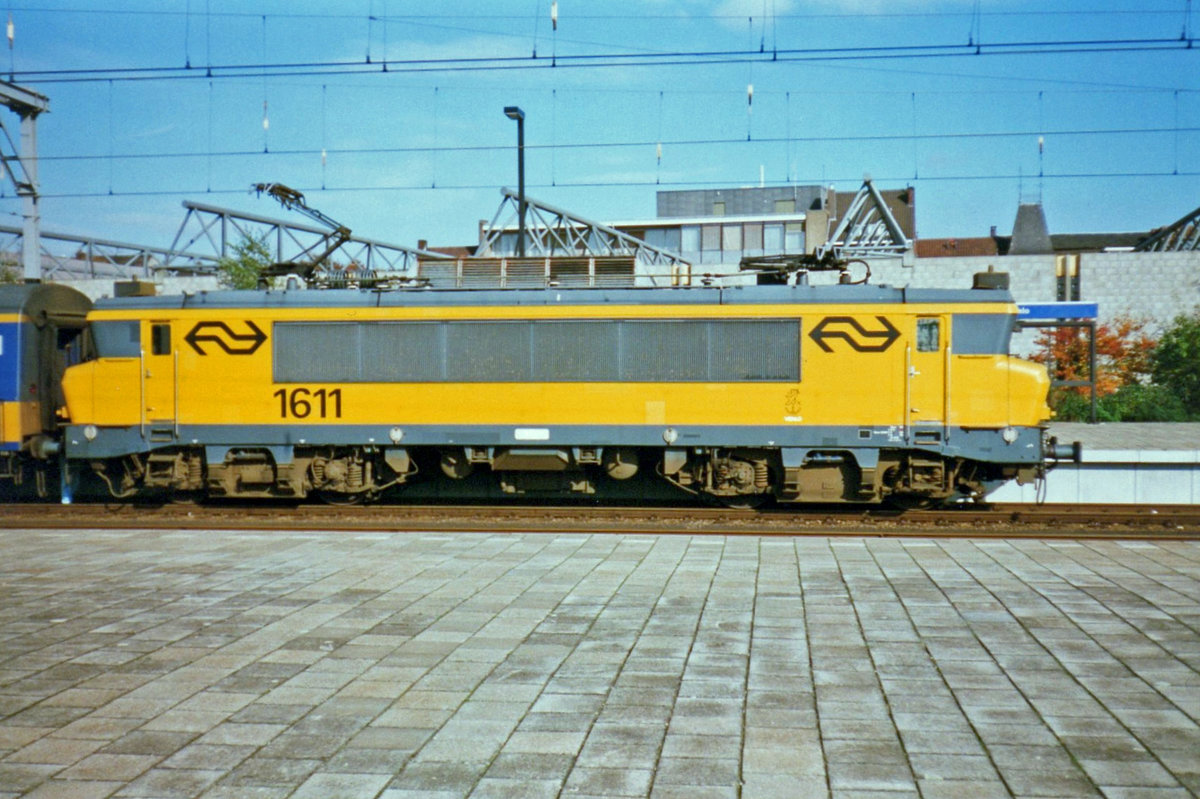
[1049,383,1189,423]
[1151,309,1200,419]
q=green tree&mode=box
[1151,308,1200,419]
[0,259,19,284]
[216,233,273,290]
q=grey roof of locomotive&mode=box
[93,283,1010,311]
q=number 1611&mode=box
[273,388,342,418]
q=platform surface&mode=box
[0,528,1197,798]
[992,422,1200,503]
[1049,422,1200,452]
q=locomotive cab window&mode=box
[916,318,940,352]
[91,321,140,358]
[150,324,171,356]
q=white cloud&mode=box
[127,123,177,140]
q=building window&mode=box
[722,224,743,255]
[744,224,763,251]
[713,201,726,216]
[680,225,701,260]
[645,227,682,252]
[785,223,804,253]
[774,199,795,214]
[763,224,783,253]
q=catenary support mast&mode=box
[0,81,48,282]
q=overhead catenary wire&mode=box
[3,6,1192,22]
[31,168,1200,202]
[12,35,1200,84]
[0,3,1189,254]
[32,125,1200,164]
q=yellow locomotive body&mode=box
[61,282,1051,505]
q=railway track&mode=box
[0,502,1196,538]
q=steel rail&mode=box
[0,503,1196,539]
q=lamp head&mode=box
[504,106,525,121]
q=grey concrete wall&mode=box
[45,251,1200,338]
[868,251,1200,332]
[59,276,221,301]
[869,254,1058,306]
[865,254,1056,357]
[1081,251,1200,332]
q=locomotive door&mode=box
[907,316,947,439]
[40,313,88,435]
[142,321,177,437]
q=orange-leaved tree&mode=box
[1029,316,1155,397]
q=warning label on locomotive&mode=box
[808,316,899,353]
[184,321,268,356]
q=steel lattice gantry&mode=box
[0,223,216,280]
[0,81,48,281]
[163,200,450,276]
[822,178,911,259]
[1135,204,1200,252]
[478,188,691,275]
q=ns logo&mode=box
[184,321,268,356]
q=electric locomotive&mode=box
[59,272,1058,506]
[0,283,91,498]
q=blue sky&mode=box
[2,1,1197,253]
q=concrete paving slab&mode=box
[0,529,1197,798]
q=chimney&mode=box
[1009,202,1053,255]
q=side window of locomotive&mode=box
[150,324,171,356]
[916,318,940,352]
[92,321,141,358]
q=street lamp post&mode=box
[504,106,526,259]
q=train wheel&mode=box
[887,492,938,510]
[710,493,772,510]
[170,491,207,505]
[316,489,363,506]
